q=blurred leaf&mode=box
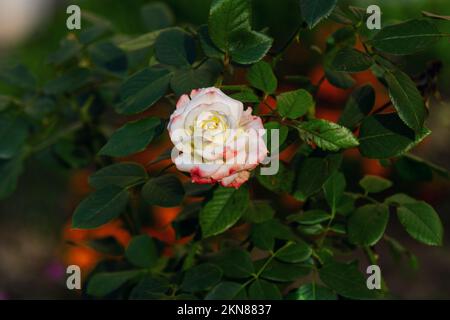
[248,279,281,300]
[0,64,36,89]
[0,115,28,159]
[43,68,91,95]
[47,39,81,65]
[339,84,375,129]
[277,89,314,119]
[213,248,254,279]
[348,204,389,246]
[421,11,450,21]
[88,237,124,256]
[247,61,277,94]
[89,42,128,75]
[325,69,355,89]
[155,28,196,66]
[229,89,260,103]
[170,59,222,96]
[200,186,249,237]
[385,193,416,206]
[294,153,342,201]
[397,201,443,246]
[358,113,430,159]
[323,172,346,212]
[72,186,129,229]
[264,121,289,151]
[118,30,164,51]
[130,275,170,299]
[99,117,162,157]
[117,67,171,114]
[276,241,312,263]
[384,69,426,132]
[319,260,379,299]
[289,283,337,300]
[297,119,359,151]
[0,154,24,200]
[89,162,148,189]
[126,235,158,268]
[87,270,140,297]
[181,263,222,292]
[141,2,174,31]
[141,174,185,207]
[394,156,433,182]
[252,219,295,251]
[300,0,338,28]
[331,48,372,72]
[205,282,246,300]
[79,24,110,45]
[370,19,441,55]
[359,175,392,193]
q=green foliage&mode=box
[2,0,447,301]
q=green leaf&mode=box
[208,0,251,51]
[293,153,342,201]
[300,0,338,29]
[257,162,294,194]
[117,67,171,114]
[205,282,246,300]
[297,119,359,151]
[118,30,163,51]
[264,121,289,151]
[325,69,355,89]
[287,209,331,225]
[47,39,81,65]
[277,89,314,119]
[261,260,311,282]
[358,113,431,159]
[155,28,196,66]
[181,263,223,292]
[130,275,170,299]
[397,201,443,246]
[242,201,275,224]
[371,19,441,55]
[251,219,294,251]
[331,48,372,72]
[348,204,389,246]
[289,283,337,300]
[248,279,281,300]
[276,241,312,263]
[170,59,222,96]
[87,237,124,256]
[89,163,148,189]
[198,25,224,59]
[141,2,174,31]
[319,260,379,299]
[339,84,375,129]
[230,89,260,103]
[394,156,433,182]
[229,30,273,64]
[323,172,346,212]
[126,235,158,268]
[87,270,140,297]
[200,186,249,237]
[0,154,24,200]
[141,174,185,207]
[247,61,277,94]
[72,186,129,229]
[88,42,128,75]
[99,117,162,157]
[0,64,35,89]
[0,115,28,159]
[385,193,416,206]
[359,175,392,193]
[384,69,426,132]
[43,68,91,95]
[213,248,254,279]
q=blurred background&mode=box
[0,0,449,299]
